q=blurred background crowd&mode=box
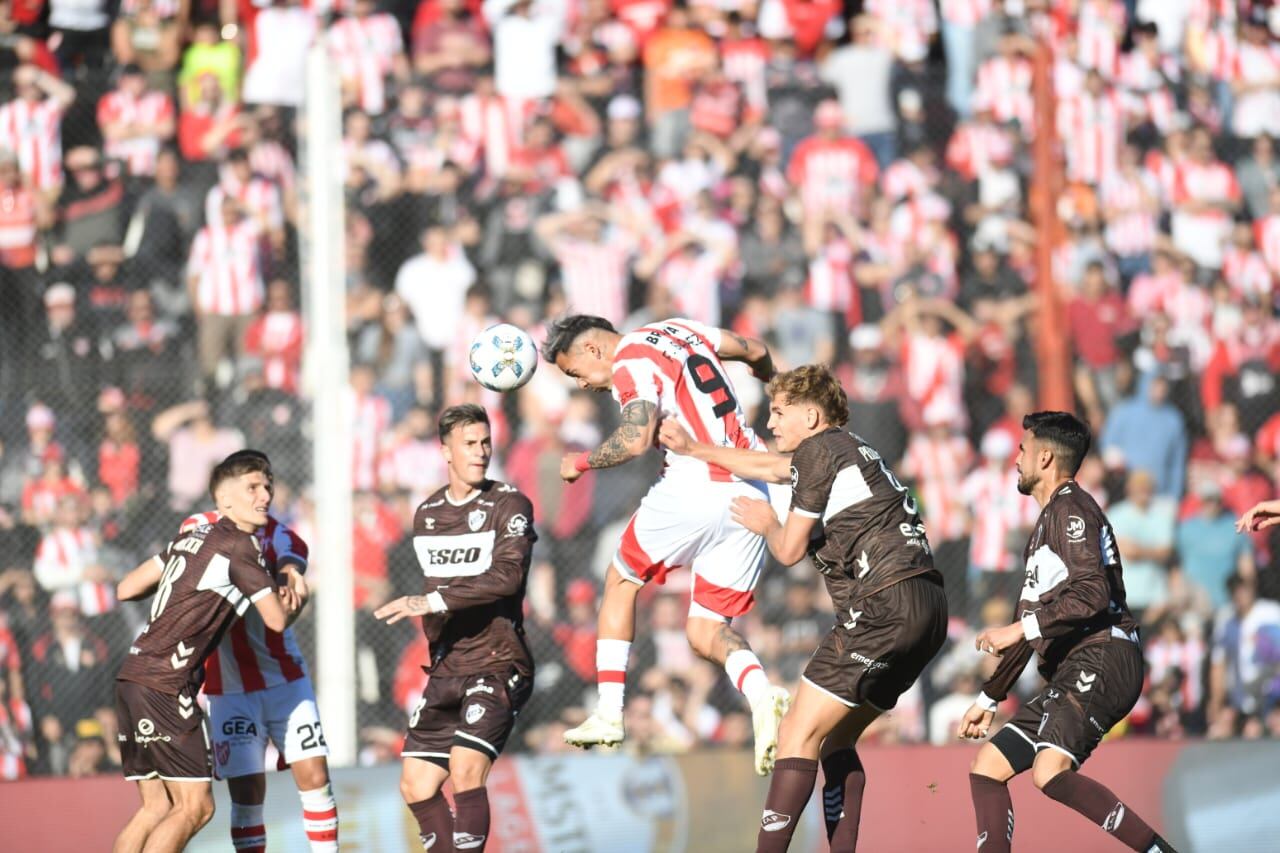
[2,0,1280,781]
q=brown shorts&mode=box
[1000,636,1144,767]
[803,575,948,711]
[115,680,211,781]
[402,668,532,767]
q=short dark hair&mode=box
[766,365,849,427]
[438,404,489,442]
[208,450,273,500]
[540,315,615,363]
[1022,411,1091,476]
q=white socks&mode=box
[725,649,770,706]
[596,639,632,718]
[299,783,339,851]
[230,802,266,852]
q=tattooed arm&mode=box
[714,328,774,382]
[561,400,658,482]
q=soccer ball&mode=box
[468,323,538,392]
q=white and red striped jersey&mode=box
[549,230,635,326]
[1127,269,1186,317]
[207,173,285,233]
[1188,0,1237,32]
[1144,148,1186,205]
[1170,158,1240,267]
[247,140,297,197]
[0,97,64,191]
[1172,158,1241,209]
[805,237,855,319]
[1100,169,1159,257]
[1231,39,1280,139]
[179,512,312,695]
[961,463,1037,571]
[900,431,973,542]
[1057,88,1126,185]
[657,252,723,326]
[901,332,967,432]
[1075,0,1126,77]
[786,135,878,217]
[97,89,174,177]
[940,0,991,27]
[0,184,37,268]
[33,527,115,616]
[721,37,769,120]
[611,318,762,483]
[944,120,1014,182]
[349,389,392,492]
[243,309,304,394]
[188,220,265,316]
[974,55,1034,132]
[1222,247,1273,304]
[1145,633,1205,712]
[377,436,447,507]
[881,157,935,202]
[1256,213,1280,279]
[460,92,537,180]
[864,0,936,57]
[328,12,404,115]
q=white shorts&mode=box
[613,476,779,619]
[208,678,328,779]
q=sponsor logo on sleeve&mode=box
[1066,516,1086,541]
[505,514,529,537]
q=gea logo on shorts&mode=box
[425,547,484,565]
[222,715,260,737]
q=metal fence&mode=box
[2,1,1280,783]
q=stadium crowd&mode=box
[2,0,1280,781]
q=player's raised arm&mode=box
[659,420,792,483]
[713,327,774,382]
[958,638,1035,740]
[117,556,164,601]
[562,398,658,482]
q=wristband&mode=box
[573,452,591,473]
[426,591,448,614]
[976,692,999,713]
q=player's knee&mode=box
[179,794,215,829]
[448,756,490,791]
[970,743,1015,782]
[684,621,715,657]
[292,758,330,791]
[1031,754,1072,791]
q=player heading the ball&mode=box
[545,313,791,776]
[661,364,946,852]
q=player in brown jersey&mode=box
[960,412,1177,853]
[111,451,292,853]
[374,404,536,853]
[661,365,947,853]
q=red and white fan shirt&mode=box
[1100,168,1159,257]
[207,173,285,234]
[33,526,115,616]
[974,55,1034,132]
[786,134,879,219]
[611,318,762,483]
[1057,86,1126,186]
[179,512,311,695]
[0,183,37,268]
[327,11,404,115]
[0,96,64,191]
[349,388,392,492]
[961,463,1038,572]
[243,309,304,394]
[97,88,175,177]
[900,431,973,542]
[187,219,265,317]
[1255,212,1280,279]
[549,228,636,327]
